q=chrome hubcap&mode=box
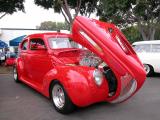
[144,64,150,74]
[13,68,17,80]
[52,84,65,109]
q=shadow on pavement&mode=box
[149,73,160,78]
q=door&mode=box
[134,44,151,63]
[19,39,29,80]
[150,44,160,72]
[26,38,52,89]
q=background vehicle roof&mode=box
[133,40,160,45]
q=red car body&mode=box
[14,16,146,112]
[5,53,16,66]
[5,58,16,66]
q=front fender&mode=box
[42,66,108,107]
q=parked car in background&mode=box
[14,16,146,114]
[133,40,160,76]
[5,52,17,66]
[0,51,5,65]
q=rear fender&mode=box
[15,58,24,80]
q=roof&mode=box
[26,32,71,39]
[133,40,160,45]
[28,32,70,36]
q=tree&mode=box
[56,22,69,30]
[122,24,160,43]
[98,0,160,41]
[0,0,25,19]
[34,0,99,26]
[37,21,69,30]
[122,26,142,43]
[154,23,160,40]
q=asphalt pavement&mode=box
[0,73,160,120]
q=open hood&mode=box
[72,16,146,102]
[72,16,144,76]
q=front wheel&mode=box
[51,82,75,114]
[13,66,20,83]
[144,64,154,76]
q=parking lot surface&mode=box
[0,74,160,120]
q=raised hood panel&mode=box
[72,16,146,82]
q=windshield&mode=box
[48,37,82,49]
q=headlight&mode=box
[93,69,103,86]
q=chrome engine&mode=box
[79,51,102,67]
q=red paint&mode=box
[15,16,146,107]
[5,58,16,66]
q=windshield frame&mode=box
[48,37,82,49]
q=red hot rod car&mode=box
[13,16,146,114]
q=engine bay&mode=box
[56,48,117,96]
[79,50,117,96]
[79,50,102,68]
[70,49,118,96]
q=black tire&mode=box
[50,81,75,114]
[144,64,154,77]
[13,66,20,83]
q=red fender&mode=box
[42,66,109,107]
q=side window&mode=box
[21,40,28,50]
[30,38,46,50]
[151,44,160,52]
[133,44,150,53]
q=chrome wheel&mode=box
[51,82,75,114]
[52,84,65,109]
[144,64,150,75]
[13,67,18,80]
[13,66,20,82]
